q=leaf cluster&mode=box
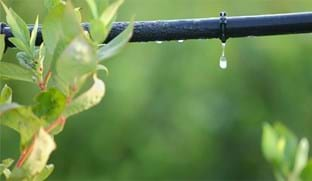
[0,0,133,180]
[262,123,312,181]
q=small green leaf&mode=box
[42,2,82,55]
[9,37,32,56]
[262,123,279,163]
[0,159,14,172]
[42,4,65,54]
[8,167,30,180]
[56,36,97,86]
[1,2,30,49]
[32,88,67,123]
[97,21,133,61]
[0,158,14,178]
[30,16,39,50]
[0,84,12,104]
[22,128,56,176]
[0,34,5,60]
[0,62,34,82]
[274,123,298,173]
[86,0,98,18]
[64,75,105,117]
[86,0,121,44]
[100,0,124,26]
[33,164,54,181]
[0,105,45,149]
[16,51,34,70]
[293,138,309,177]
[2,159,14,169]
[43,1,84,75]
[90,19,108,44]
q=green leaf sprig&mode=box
[0,0,134,180]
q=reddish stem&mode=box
[38,71,52,91]
[16,137,35,168]
[15,116,67,168]
[45,116,67,133]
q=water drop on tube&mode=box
[219,56,227,69]
[219,43,227,69]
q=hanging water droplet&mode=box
[156,41,163,44]
[219,56,227,69]
[219,43,227,69]
[177,40,184,43]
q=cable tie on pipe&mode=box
[219,11,228,43]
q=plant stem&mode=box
[16,138,35,168]
[15,116,66,168]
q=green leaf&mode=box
[42,2,82,55]
[301,160,312,181]
[0,62,34,82]
[64,75,105,117]
[262,123,279,163]
[90,19,108,44]
[8,167,30,180]
[0,84,12,104]
[97,21,133,61]
[274,123,298,174]
[22,128,55,176]
[0,34,5,60]
[1,159,14,169]
[100,0,124,26]
[0,159,14,173]
[32,88,67,123]
[0,105,45,149]
[293,138,309,177]
[43,2,84,75]
[30,16,39,50]
[9,37,32,56]
[0,158,14,178]
[56,36,97,86]
[86,0,98,18]
[42,4,64,54]
[16,51,34,70]
[1,2,30,49]
[87,0,121,44]
[33,164,54,181]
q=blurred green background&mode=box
[1,0,312,180]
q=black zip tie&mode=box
[219,11,228,43]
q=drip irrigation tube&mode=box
[1,12,312,47]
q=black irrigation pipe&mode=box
[1,12,312,47]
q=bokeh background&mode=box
[1,0,312,180]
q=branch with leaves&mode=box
[0,0,133,180]
[262,123,312,181]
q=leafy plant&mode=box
[262,122,312,181]
[0,0,133,180]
